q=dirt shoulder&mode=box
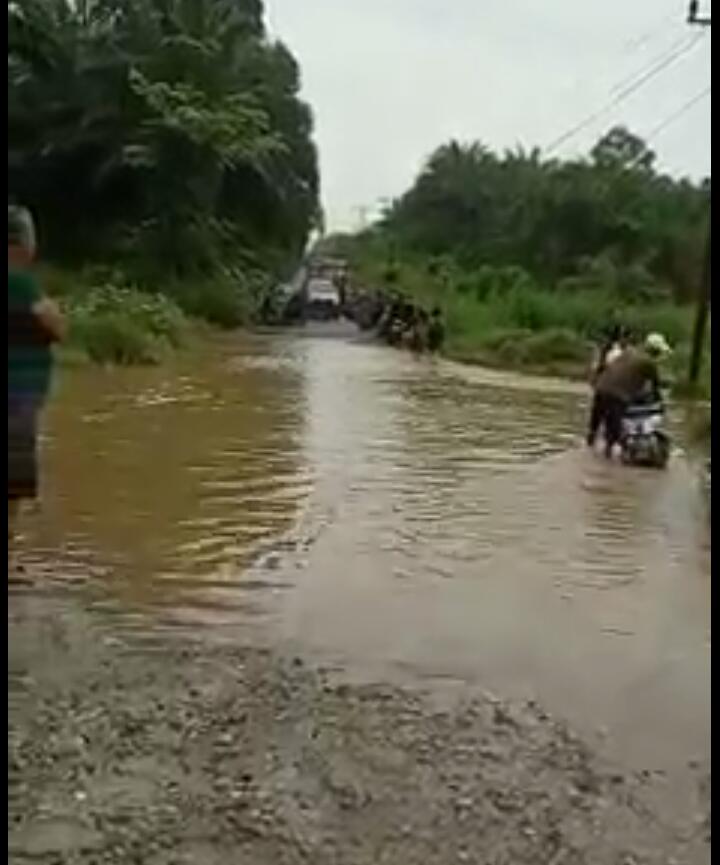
[9,586,710,865]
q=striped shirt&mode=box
[8,268,53,398]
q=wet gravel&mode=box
[8,589,710,865]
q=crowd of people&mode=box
[345,290,446,354]
[377,296,446,353]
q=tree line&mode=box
[8,0,320,285]
[338,127,708,305]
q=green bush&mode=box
[67,285,188,365]
[522,328,589,363]
[354,253,699,382]
[478,328,534,352]
[558,255,671,303]
[167,267,274,328]
[455,265,536,301]
[168,277,248,329]
[477,327,588,368]
[621,303,693,346]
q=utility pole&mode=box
[689,211,711,385]
[688,0,711,25]
[687,0,711,386]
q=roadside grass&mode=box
[65,284,189,365]
[39,267,190,365]
[352,257,709,396]
[40,264,267,366]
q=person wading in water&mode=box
[587,332,670,458]
[8,206,65,547]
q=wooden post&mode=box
[689,212,711,385]
[686,1,710,385]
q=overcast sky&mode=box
[266,0,711,231]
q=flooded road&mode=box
[23,326,710,777]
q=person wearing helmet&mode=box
[587,332,671,458]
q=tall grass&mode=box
[66,284,188,365]
[165,267,274,328]
[354,256,707,391]
[41,263,275,366]
[445,284,692,347]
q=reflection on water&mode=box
[21,327,710,772]
[27,336,309,608]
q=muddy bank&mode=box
[9,586,709,865]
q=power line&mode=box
[611,32,697,95]
[620,9,679,52]
[643,85,711,142]
[622,85,711,170]
[544,31,707,156]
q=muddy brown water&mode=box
[21,325,710,779]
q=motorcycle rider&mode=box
[587,332,671,458]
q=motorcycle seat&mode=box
[624,402,664,418]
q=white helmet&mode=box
[644,332,672,356]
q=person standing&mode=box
[589,323,628,386]
[8,206,65,542]
[427,307,446,353]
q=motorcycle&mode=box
[620,400,670,469]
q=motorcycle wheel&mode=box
[620,437,637,465]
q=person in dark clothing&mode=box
[587,325,628,446]
[587,333,670,458]
[407,308,429,353]
[427,307,445,353]
[388,300,414,347]
[586,390,626,456]
[377,294,401,341]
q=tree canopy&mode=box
[367,127,707,302]
[8,0,321,279]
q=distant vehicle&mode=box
[305,277,340,320]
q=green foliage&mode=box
[67,285,188,365]
[340,129,708,389]
[350,253,700,378]
[475,328,588,369]
[8,0,320,277]
[374,128,706,301]
[128,70,285,169]
[456,265,536,300]
[521,330,590,364]
[167,277,249,329]
[167,267,272,328]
